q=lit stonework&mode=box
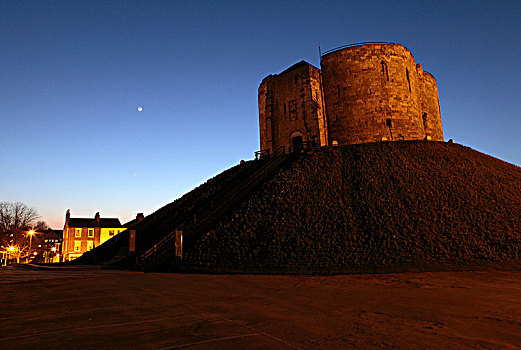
[258,43,443,152]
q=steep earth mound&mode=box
[74,160,260,265]
[182,141,521,273]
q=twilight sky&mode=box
[1,0,520,229]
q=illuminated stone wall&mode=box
[258,61,328,153]
[417,65,443,141]
[321,43,425,144]
[258,43,443,151]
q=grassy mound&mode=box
[183,141,521,273]
[74,160,259,265]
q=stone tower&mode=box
[258,43,443,153]
[258,61,328,153]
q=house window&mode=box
[74,241,81,252]
[88,229,94,238]
[109,230,114,236]
[87,241,93,251]
[75,228,81,237]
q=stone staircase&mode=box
[140,147,296,271]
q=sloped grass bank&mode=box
[74,160,258,265]
[184,141,521,273]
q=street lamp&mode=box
[28,230,35,258]
[50,246,56,263]
[8,245,18,264]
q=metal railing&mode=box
[273,145,286,156]
[254,149,270,160]
[141,148,294,268]
[255,146,285,160]
[141,227,177,262]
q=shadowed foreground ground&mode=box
[1,267,521,349]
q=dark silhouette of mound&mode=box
[77,141,521,273]
[74,160,261,265]
[182,141,521,273]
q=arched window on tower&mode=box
[422,113,428,130]
[406,68,411,92]
[381,61,389,81]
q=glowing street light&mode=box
[28,230,35,257]
[49,246,57,263]
[7,245,18,264]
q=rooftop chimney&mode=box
[95,212,100,222]
[136,213,144,221]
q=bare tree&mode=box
[0,201,44,248]
[35,220,49,231]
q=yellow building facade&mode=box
[62,210,126,261]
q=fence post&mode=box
[175,229,183,259]
[129,230,136,254]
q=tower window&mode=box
[337,84,341,99]
[406,68,411,92]
[381,61,389,81]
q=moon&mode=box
[137,106,143,112]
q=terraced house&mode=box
[62,210,125,261]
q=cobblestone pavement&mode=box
[0,265,135,284]
[1,267,521,349]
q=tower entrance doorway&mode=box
[292,136,303,152]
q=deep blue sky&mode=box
[2,1,520,228]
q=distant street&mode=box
[1,267,521,349]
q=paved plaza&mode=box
[1,266,521,349]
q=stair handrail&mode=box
[141,152,295,266]
[255,149,271,160]
[273,145,286,156]
[140,163,265,262]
